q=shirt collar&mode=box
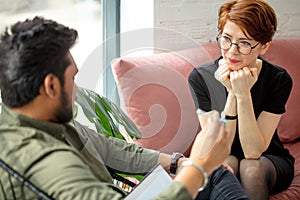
[1,105,68,142]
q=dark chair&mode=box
[108,168,137,193]
[0,158,53,200]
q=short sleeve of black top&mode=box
[188,57,294,162]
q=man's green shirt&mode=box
[0,106,192,199]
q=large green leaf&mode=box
[75,88,112,136]
[74,87,142,140]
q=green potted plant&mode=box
[74,87,142,142]
[74,87,143,189]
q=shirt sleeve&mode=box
[152,181,193,200]
[27,150,126,200]
[262,63,293,114]
[27,149,192,200]
[188,68,212,112]
[73,121,160,174]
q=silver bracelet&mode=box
[177,160,208,192]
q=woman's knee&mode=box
[239,159,266,180]
[224,155,239,175]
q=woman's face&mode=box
[220,20,269,71]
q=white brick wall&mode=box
[154,0,300,47]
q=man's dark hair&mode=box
[0,16,78,107]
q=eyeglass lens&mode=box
[217,36,253,55]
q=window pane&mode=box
[0,0,102,70]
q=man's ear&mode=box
[42,74,61,98]
[259,41,271,56]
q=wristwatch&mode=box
[170,152,184,176]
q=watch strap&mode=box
[221,111,238,120]
[170,152,184,176]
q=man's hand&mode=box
[190,111,232,175]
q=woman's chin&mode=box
[228,66,241,71]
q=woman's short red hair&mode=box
[218,0,277,44]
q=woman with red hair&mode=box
[189,0,294,199]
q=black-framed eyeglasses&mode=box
[216,35,260,55]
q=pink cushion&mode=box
[111,46,219,153]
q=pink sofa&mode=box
[111,39,300,199]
